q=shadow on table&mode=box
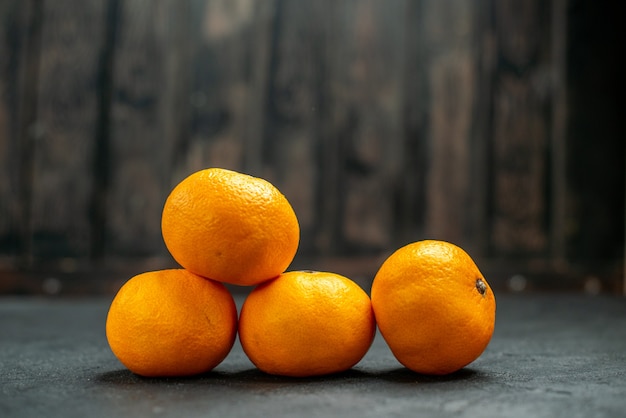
[95,366,486,388]
[372,367,483,383]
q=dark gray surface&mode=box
[1,293,625,418]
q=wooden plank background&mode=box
[0,0,624,295]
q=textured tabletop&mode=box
[1,293,625,418]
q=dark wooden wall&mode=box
[0,0,624,294]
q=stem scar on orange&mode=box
[161,168,300,286]
[371,240,496,375]
[105,269,238,377]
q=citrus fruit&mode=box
[105,269,238,377]
[238,270,376,377]
[371,240,496,375]
[161,168,300,286]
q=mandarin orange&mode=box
[161,168,300,286]
[371,240,496,375]
[238,270,376,377]
[105,269,237,377]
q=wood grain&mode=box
[0,0,623,292]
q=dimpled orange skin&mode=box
[238,271,376,377]
[105,269,238,377]
[161,168,300,286]
[371,240,496,375]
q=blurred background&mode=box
[0,0,624,296]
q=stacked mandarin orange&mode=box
[105,167,496,378]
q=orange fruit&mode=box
[161,168,300,286]
[105,269,238,377]
[238,270,376,377]
[371,240,496,375]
